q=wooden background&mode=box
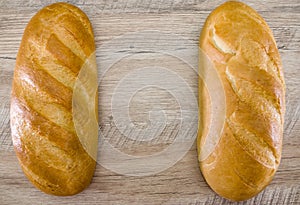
[0,0,299,204]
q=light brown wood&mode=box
[0,0,299,204]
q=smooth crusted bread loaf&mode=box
[198,1,285,201]
[10,3,97,196]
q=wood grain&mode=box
[0,0,299,204]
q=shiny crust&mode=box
[10,3,96,196]
[198,1,285,201]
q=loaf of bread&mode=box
[198,1,285,201]
[10,3,98,196]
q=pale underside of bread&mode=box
[10,3,97,196]
[198,1,285,201]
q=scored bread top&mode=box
[198,1,285,201]
[10,2,97,196]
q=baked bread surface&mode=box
[10,2,97,196]
[198,1,285,201]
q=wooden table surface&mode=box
[0,0,299,204]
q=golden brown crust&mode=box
[10,2,97,196]
[198,1,285,201]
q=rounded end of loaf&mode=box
[20,159,97,196]
[199,128,277,201]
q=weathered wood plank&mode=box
[0,0,299,204]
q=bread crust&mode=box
[10,2,97,196]
[198,1,285,201]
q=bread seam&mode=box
[226,119,276,168]
[59,3,94,37]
